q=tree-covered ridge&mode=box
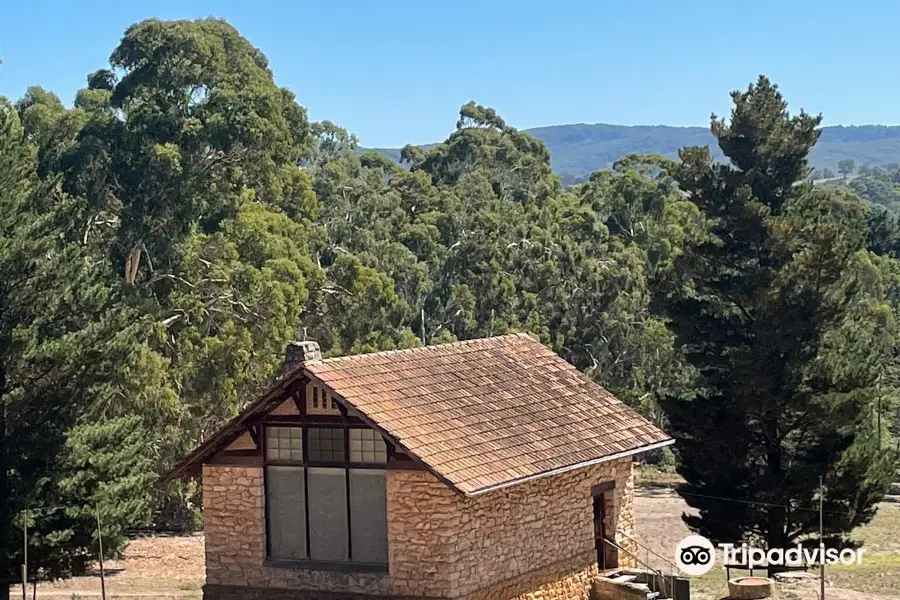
[0,17,897,595]
[843,165,900,212]
[365,123,900,185]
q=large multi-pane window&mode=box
[264,425,389,568]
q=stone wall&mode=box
[613,458,638,564]
[386,471,458,597]
[203,465,266,587]
[202,456,637,600]
[449,457,636,597]
[460,552,598,600]
[592,577,655,600]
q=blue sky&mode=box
[1,0,898,147]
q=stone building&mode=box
[163,333,673,600]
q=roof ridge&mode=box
[317,332,536,364]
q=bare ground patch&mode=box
[11,535,205,599]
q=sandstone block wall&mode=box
[204,465,266,587]
[612,458,638,564]
[386,470,458,597]
[450,457,636,597]
[460,552,598,600]
[202,456,637,600]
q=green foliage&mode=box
[0,98,146,585]
[658,77,896,551]
[839,158,857,177]
[307,105,695,421]
[848,165,900,211]
[57,18,312,285]
[28,416,157,577]
[3,18,323,585]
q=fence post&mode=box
[21,509,27,600]
[96,503,107,600]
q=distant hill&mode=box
[363,124,900,183]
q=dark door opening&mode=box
[593,493,618,570]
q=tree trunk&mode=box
[124,244,142,285]
[766,507,789,576]
[765,420,788,576]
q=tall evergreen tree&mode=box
[657,77,896,557]
[0,99,144,598]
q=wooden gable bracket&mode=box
[247,424,260,449]
[254,377,307,420]
[291,389,305,416]
[215,377,307,455]
[157,371,308,484]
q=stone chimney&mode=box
[283,340,322,374]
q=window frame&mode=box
[263,420,390,572]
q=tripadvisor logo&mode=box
[675,536,716,576]
[675,535,865,576]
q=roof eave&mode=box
[463,437,675,497]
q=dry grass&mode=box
[826,503,900,597]
[634,465,684,489]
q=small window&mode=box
[266,426,303,461]
[349,428,388,464]
[307,427,345,462]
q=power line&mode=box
[678,491,850,517]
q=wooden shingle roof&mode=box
[304,333,671,495]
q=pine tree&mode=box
[27,416,157,579]
[657,77,896,559]
[0,99,143,597]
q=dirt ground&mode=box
[12,477,900,599]
[16,535,205,599]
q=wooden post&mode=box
[819,477,825,600]
[95,504,107,600]
[21,509,27,600]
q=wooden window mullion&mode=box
[302,424,311,559]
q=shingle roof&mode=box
[304,333,671,495]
